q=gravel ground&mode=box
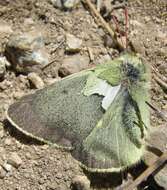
[0,0,166,189]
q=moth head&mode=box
[119,54,150,85]
[123,62,140,82]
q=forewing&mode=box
[7,71,104,149]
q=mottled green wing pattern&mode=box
[96,59,122,86]
[7,53,150,172]
[72,87,144,172]
[7,71,104,149]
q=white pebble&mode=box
[28,72,44,89]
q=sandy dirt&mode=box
[0,0,166,189]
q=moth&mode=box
[7,53,150,172]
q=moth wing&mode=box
[7,71,104,149]
[72,87,144,172]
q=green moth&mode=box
[7,53,150,172]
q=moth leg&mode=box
[135,107,148,140]
[132,98,148,140]
[133,121,145,139]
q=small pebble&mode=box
[23,18,35,27]
[3,163,12,172]
[155,30,167,43]
[97,54,110,64]
[41,144,49,150]
[103,35,115,48]
[130,20,144,28]
[18,75,28,84]
[0,22,13,34]
[28,72,44,89]
[0,166,7,179]
[66,33,82,53]
[13,91,25,100]
[0,57,7,79]
[72,175,90,190]
[7,152,22,168]
[5,31,49,73]
[144,16,151,23]
[0,129,4,138]
[164,94,167,100]
[0,122,3,129]
[44,77,61,85]
[0,147,5,154]
[59,55,89,77]
[131,39,145,54]
[51,0,80,9]
[63,0,80,9]
[15,140,24,149]
[51,0,62,8]
[4,138,12,146]
[154,165,167,189]
[0,80,13,90]
[25,152,32,160]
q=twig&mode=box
[82,0,125,51]
[146,101,167,122]
[50,39,65,54]
[155,70,167,83]
[87,47,94,61]
[151,65,167,91]
[124,151,167,190]
[41,58,58,70]
[154,75,167,91]
[42,40,65,70]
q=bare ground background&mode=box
[0,0,166,189]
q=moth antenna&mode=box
[112,14,124,47]
[124,6,129,49]
[112,6,129,49]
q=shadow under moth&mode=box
[7,53,150,172]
